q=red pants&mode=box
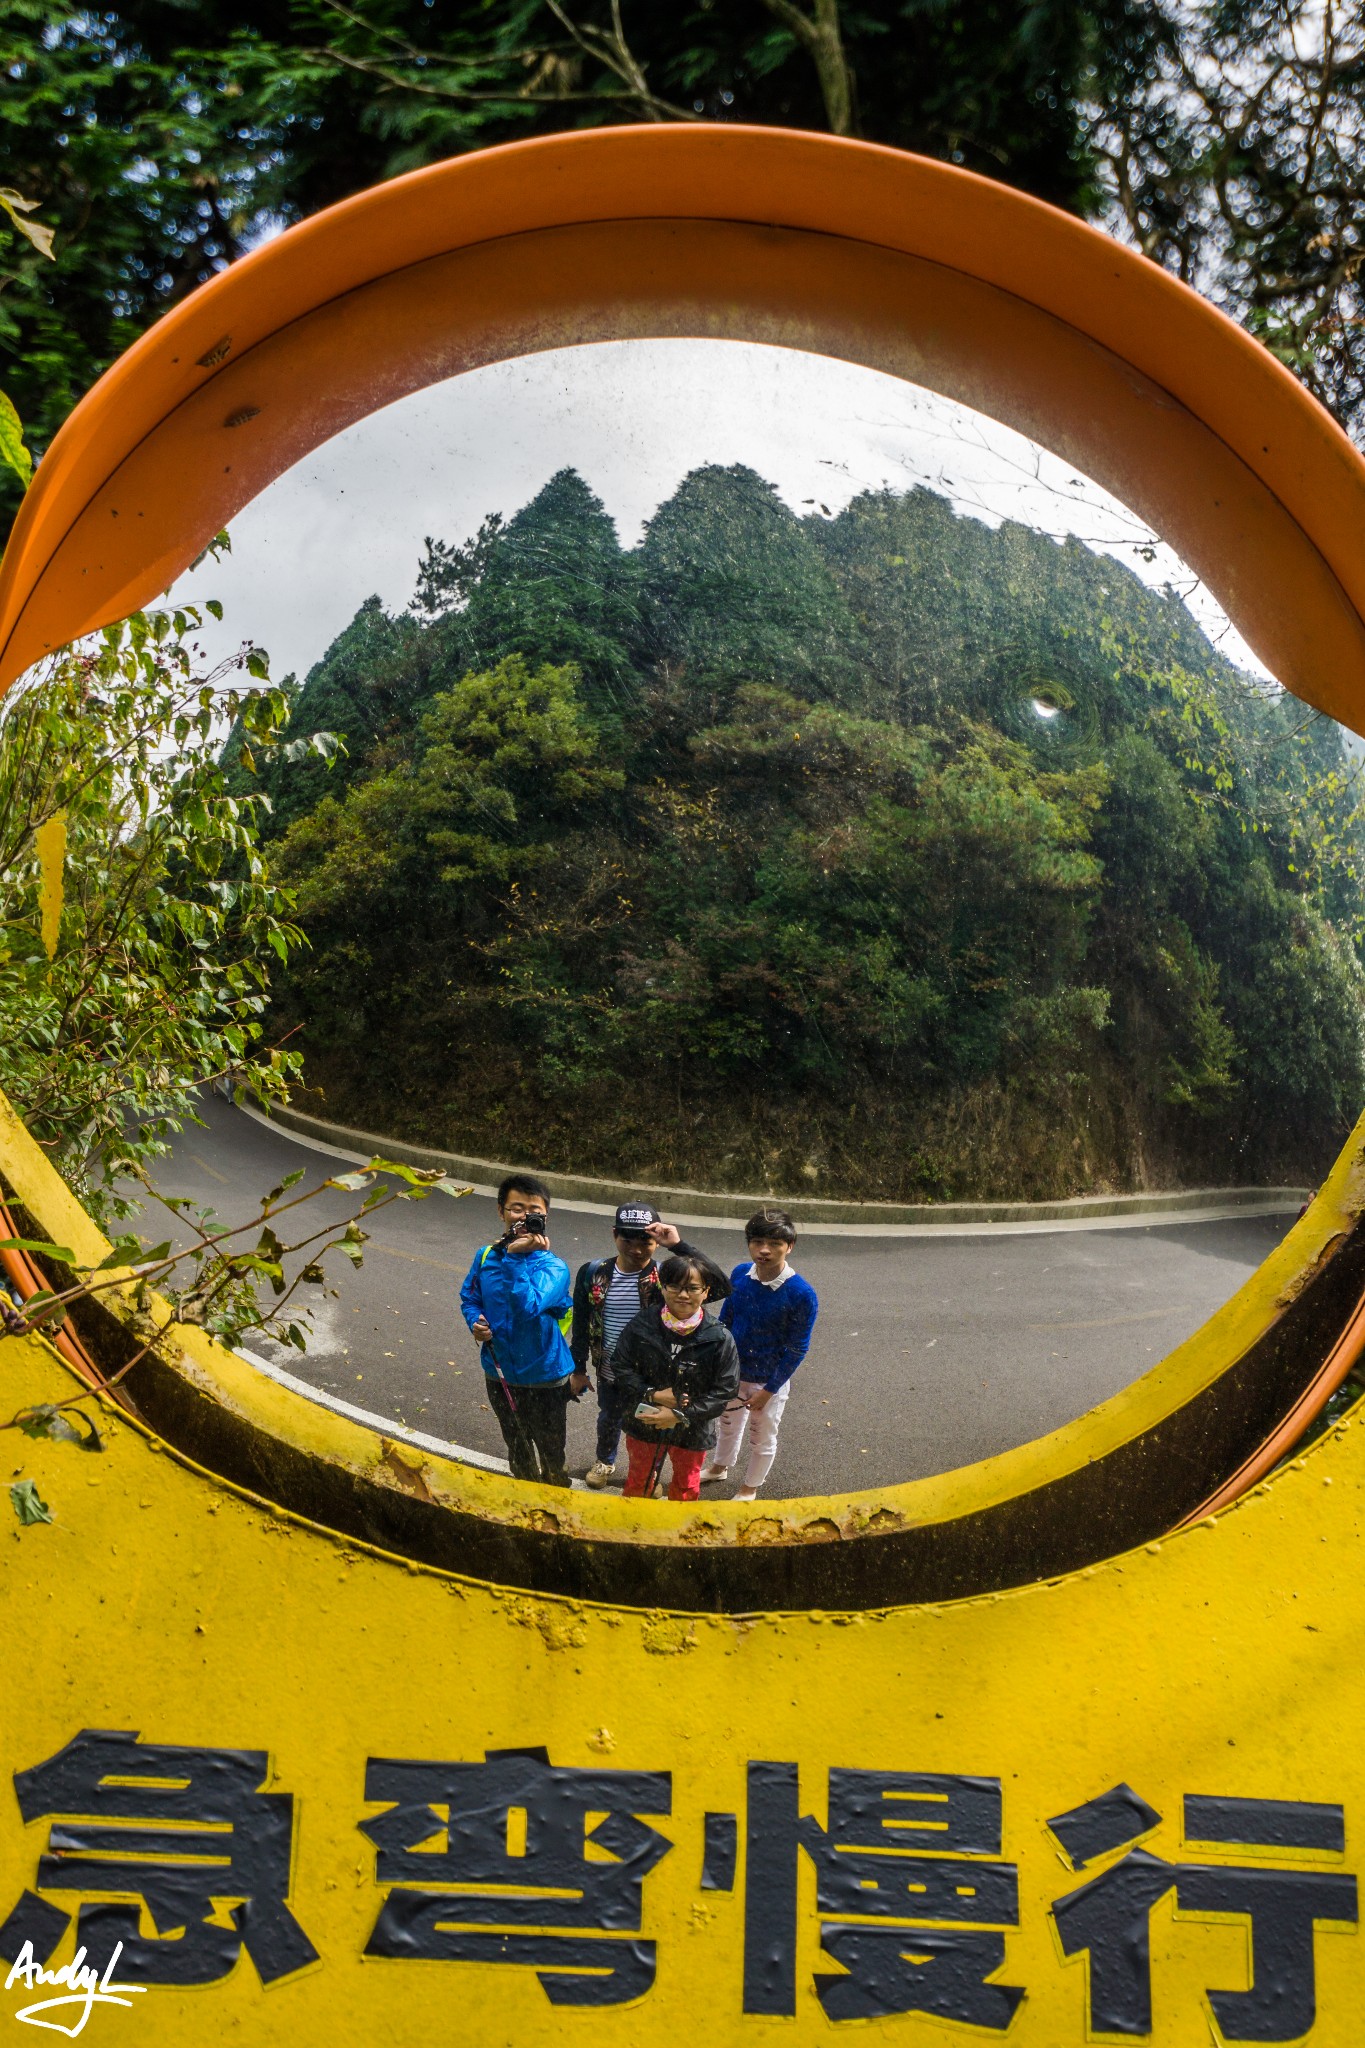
[624,1436,706,1501]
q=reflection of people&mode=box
[458,1174,584,1488]
[706,1208,818,1500]
[612,1253,740,1502]
[571,1203,706,1490]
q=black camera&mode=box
[503,1212,549,1242]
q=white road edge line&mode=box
[231,1099,1305,1239]
[231,1346,514,1475]
[231,1346,592,1491]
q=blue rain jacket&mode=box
[459,1242,574,1387]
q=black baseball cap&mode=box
[614,1203,662,1236]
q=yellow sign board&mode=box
[1,1315,1361,2044]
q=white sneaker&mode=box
[700,1464,729,1485]
[585,1460,617,1489]
[734,1487,758,1501]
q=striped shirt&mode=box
[600,1264,643,1375]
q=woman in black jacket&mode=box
[613,1252,741,1501]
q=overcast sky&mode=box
[171,338,1268,686]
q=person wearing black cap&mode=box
[571,1204,721,1488]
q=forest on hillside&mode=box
[243,464,1365,1202]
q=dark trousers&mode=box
[596,1377,632,1465]
[486,1375,570,1487]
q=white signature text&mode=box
[5,1940,146,2038]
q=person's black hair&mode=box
[658,1250,730,1301]
[497,1173,551,1210]
[658,1252,707,1288]
[745,1206,797,1245]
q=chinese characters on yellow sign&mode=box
[2,1733,1355,2039]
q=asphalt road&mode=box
[134,1092,1295,1499]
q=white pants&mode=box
[712,1379,791,1488]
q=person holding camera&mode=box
[458,1173,585,1488]
[611,1252,740,1501]
[571,1202,717,1489]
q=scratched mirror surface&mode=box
[115,337,1358,1496]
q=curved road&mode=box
[140,1092,1296,1499]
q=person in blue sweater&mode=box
[458,1173,584,1488]
[704,1207,818,1500]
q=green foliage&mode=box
[636,467,865,712]
[0,389,32,488]
[0,186,54,262]
[1,0,1360,558]
[96,1150,469,1353]
[277,651,624,916]
[0,171,51,489]
[430,471,644,725]
[0,1155,470,1521]
[0,0,1098,526]
[260,463,1365,1199]
[9,1476,51,1525]
[241,596,423,836]
[0,2,280,522]
[0,605,332,1220]
[1089,1,1365,435]
[13,1400,101,1450]
[652,687,1108,1088]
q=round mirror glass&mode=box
[136,337,1361,1494]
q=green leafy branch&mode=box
[0,186,54,488]
[0,603,342,1221]
[1,1154,470,1521]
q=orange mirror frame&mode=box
[2,123,1365,730]
[5,125,1365,1604]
